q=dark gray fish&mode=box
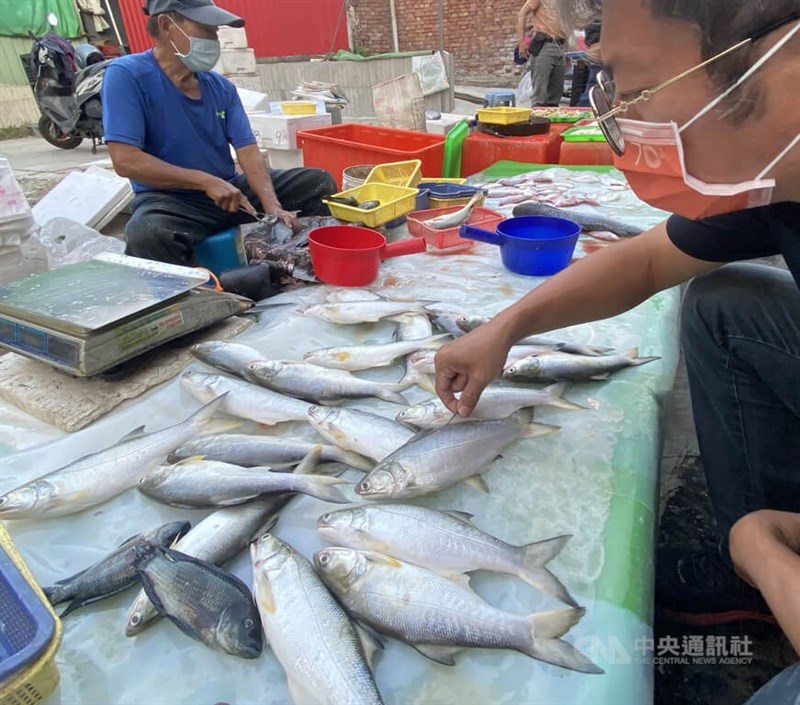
[512,202,645,238]
[135,546,263,659]
[43,521,190,618]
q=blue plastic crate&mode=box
[420,182,483,200]
[0,546,56,684]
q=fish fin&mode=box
[417,373,436,394]
[589,374,610,381]
[117,425,146,443]
[440,570,473,591]
[294,445,322,474]
[355,621,385,671]
[203,418,245,435]
[544,383,587,411]
[174,455,206,465]
[622,347,639,359]
[521,422,560,439]
[254,576,276,615]
[376,389,409,405]
[413,643,462,666]
[365,553,404,569]
[217,494,263,506]
[334,450,374,472]
[443,510,474,523]
[526,608,604,674]
[307,479,351,504]
[190,392,230,425]
[58,599,87,619]
[629,355,661,366]
[517,535,579,607]
[463,475,490,494]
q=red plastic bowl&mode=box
[308,225,427,287]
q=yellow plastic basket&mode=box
[476,106,532,125]
[428,192,486,209]
[324,183,419,227]
[364,160,422,188]
[281,101,317,115]
[0,524,62,705]
[419,177,467,185]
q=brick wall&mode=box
[349,0,527,86]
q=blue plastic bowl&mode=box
[460,215,581,276]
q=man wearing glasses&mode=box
[436,0,799,639]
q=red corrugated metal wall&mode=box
[117,0,349,57]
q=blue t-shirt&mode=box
[101,50,256,194]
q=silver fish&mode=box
[430,312,466,338]
[396,314,435,391]
[504,347,660,382]
[139,449,349,508]
[396,383,585,428]
[0,396,226,520]
[308,406,414,463]
[180,370,311,425]
[251,534,384,705]
[456,316,613,356]
[355,411,558,500]
[136,547,262,659]
[422,192,482,230]
[168,433,373,471]
[326,288,382,303]
[301,300,433,325]
[191,341,269,379]
[513,201,645,238]
[44,521,190,618]
[125,449,322,637]
[247,360,409,405]
[317,505,578,606]
[314,548,602,673]
[409,349,436,374]
[303,335,446,372]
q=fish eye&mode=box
[319,513,331,523]
[260,532,270,541]
[244,618,254,628]
[318,553,330,565]
[357,481,370,493]
[130,614,141,626]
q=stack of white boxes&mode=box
[216,27,261,91]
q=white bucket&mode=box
[341,165,376,191]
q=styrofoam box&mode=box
[247,112,332,151]
[227,73,263,91]
[426,112,471,135]
[237,87,270,113]
[215,48,256,75]
[266,148,304,170]
[218,27,248,49]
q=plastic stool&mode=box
[194,227,247,276]
[483,90,516,108]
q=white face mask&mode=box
[169,17,220,73]
[613,21,800,219]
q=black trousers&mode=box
[125,169,337,266]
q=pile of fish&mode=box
[0,287,666,702]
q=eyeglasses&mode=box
[589,12,800,156]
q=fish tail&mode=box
[293,445,322,475]
[333,449,374,472]
[188,393,230,427]
[517,534,579,607]
[543,383,587,411]
[306,477,351,504]
[521,422,561,439]
[623,348,661,366]
[377,387,410,405]
[42,584,69,607]
[526,608,604,674]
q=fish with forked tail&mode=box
[512,201,645,238]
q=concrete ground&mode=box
[1,95,794,702]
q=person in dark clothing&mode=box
[435,0,800,638]
[101,0,336,266]
[576,20,602,107]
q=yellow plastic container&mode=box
[324,183,419,227]
[281,101,317,115]
[364,160,422,188]
[0,524,62,705]
[476,106,532,125]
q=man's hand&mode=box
[266,206,299,231]
[518,40,530,59]
[434,322,513,417]
[203,175,256,214]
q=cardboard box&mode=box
[227,73,263,91]
[215,48,256,75]
[248,112,333,151]
[218,27,248,49]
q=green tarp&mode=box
[0,0,82,39]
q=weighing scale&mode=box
[0,254,252,376]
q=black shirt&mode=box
[667,203,800,287]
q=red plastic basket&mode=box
[296,124,445,188]
[407,206,504,252]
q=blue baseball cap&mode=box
[144,0,245,28]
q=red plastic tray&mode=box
[407,206,504,252]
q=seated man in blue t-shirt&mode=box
[101,0,337,266]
